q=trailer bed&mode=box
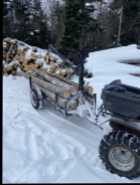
[29,69,96,114]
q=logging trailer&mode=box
[29,68,97,125]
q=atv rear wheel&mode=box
[99,129,140,179]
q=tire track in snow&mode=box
[3,102,87,183]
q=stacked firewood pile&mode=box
[3,38,18,75]
[44,51,74,80]
[3,38,74,80]
[3,38,44,75]
[3,38,94,96]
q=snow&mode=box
[3,45,140,183]
[85,44,140,104]
[41,0,64,16]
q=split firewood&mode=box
[58,70,68,79]
[44,51,49,63]
[11,41,18,58]
[84,82,94,95]
[3,67,8,75]
[15,47,23,62]
[5,39,18,63]
[3,38,78,82]
[44,52,54,65]
[48,55,54,64]
[55,67,74,79]
[47,63,60,73]
[4,63,18,75]
[19,47,29,64]
[26,58,36,65]
[3,41,7,61]
[22,63,43,72]
[25,50,38,65]
[20,63,26,72]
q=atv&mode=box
[99,80,140,179]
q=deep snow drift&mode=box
[3,45,140,183]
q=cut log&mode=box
[33,83,78,110]
[5,40,18,62]
[30,51,38,62]
[44,52,54,64]
[32,69,94,97]
[39,86,67,108]
[55,68,74,79]
[47,63,60,73]
[32,69,79,94]
[31,75,77,98]
[22,63,42,72]
[33,69,78,87]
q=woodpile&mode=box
[55,67,74,79]
[3,38,95,106]
[3,38,74,79]
[3,38,18,63]
[3,38,45,75]
[20,63,43,73]
[31,69,94,110]
[3,63,19,76]
[31,69,79,109]
[3,38,93,97]
[44,51,54,65]
[32,69,94,98]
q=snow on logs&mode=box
[32,69,79,97]
[3,38,94,97]
[31,69,94,99]
[3,38,74,80]
[3,38,44,75]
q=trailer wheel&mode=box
[99,129,140,179]
[30,88,44,109]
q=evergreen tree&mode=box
[49,1,65,48]
[3,0,50,48]
[123,0,140,45]
[60,0,101,64]
[26,0,50,48]
[3,0,16,38]
[110,0,140,45]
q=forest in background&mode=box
[3,0,140,63]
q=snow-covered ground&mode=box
[3,45,140,183]
[85,44,140,104]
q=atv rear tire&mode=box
[99,129,140,179]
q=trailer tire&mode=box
[99,129,140,179]
[30,88,44,110]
